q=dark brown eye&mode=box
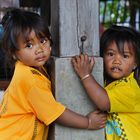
[106,52,114,56]
[26,43,33,48]
[123,54,129,58]
[40,38,47,44]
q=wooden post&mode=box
[51,0,99,57]
[49,0,105,140]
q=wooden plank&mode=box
[51,0,99,57]
[77,0,99,56]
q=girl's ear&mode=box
[12,54,17,60]
[133,64,137,70]
[50,47,52,51]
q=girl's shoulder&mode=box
[12,61,44,84]
[106,72,138,89]
[15,61,36,79]
[13,61,51,88]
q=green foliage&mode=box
[100,0,138,29]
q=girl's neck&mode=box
[36,67,50,79]
[104,75,116,86]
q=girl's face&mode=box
[103,41,137,80]
[15,30,51,68]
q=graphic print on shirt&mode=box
[106,113,128,140]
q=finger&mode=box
[71,57,77,67]
[101,121,107,127]
[79,54,85,65]
[90,57,95,67]
[99,124,106,128]
[87,110,99,117]
[71,56,80,72]
[71,55,78,62]
[97,113,106,118]
[98,112,107,116]
[101,118,107,122]
[76,55,83,65]
[82,54,90,62]
[93,110,101,114]
[84,54,89,62]
[73,56,82,69]
[71,57,76,64]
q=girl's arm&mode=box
[55,108,107,130]
[71,54,110,111]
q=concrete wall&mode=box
[48,57,105,140]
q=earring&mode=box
[12,55,17,60]
[133,65,137,70]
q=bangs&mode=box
[100,27,137,56]
[111,35,135,54]
[10,11,51,49]
[14,21,51,45]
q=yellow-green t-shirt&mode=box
[0,61,65,140]
[105,72,140,140]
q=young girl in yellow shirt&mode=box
[0,8,106,140]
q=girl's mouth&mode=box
[111,67,121,72]
[36,56,46,62]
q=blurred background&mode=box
[100,0,140,35]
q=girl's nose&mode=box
[113,54,122,64]
[35,44,43,54]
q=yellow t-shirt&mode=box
[105,72,140,140]
[0,61,65,140]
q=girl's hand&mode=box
[71,54,95,79]
[86,110,107,130]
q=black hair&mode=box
[1,8,52,71]
[100,25,140,86]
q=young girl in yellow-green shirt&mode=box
[72,25,140,140]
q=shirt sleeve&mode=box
[106,83,137,113]
[27,85,65,125]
